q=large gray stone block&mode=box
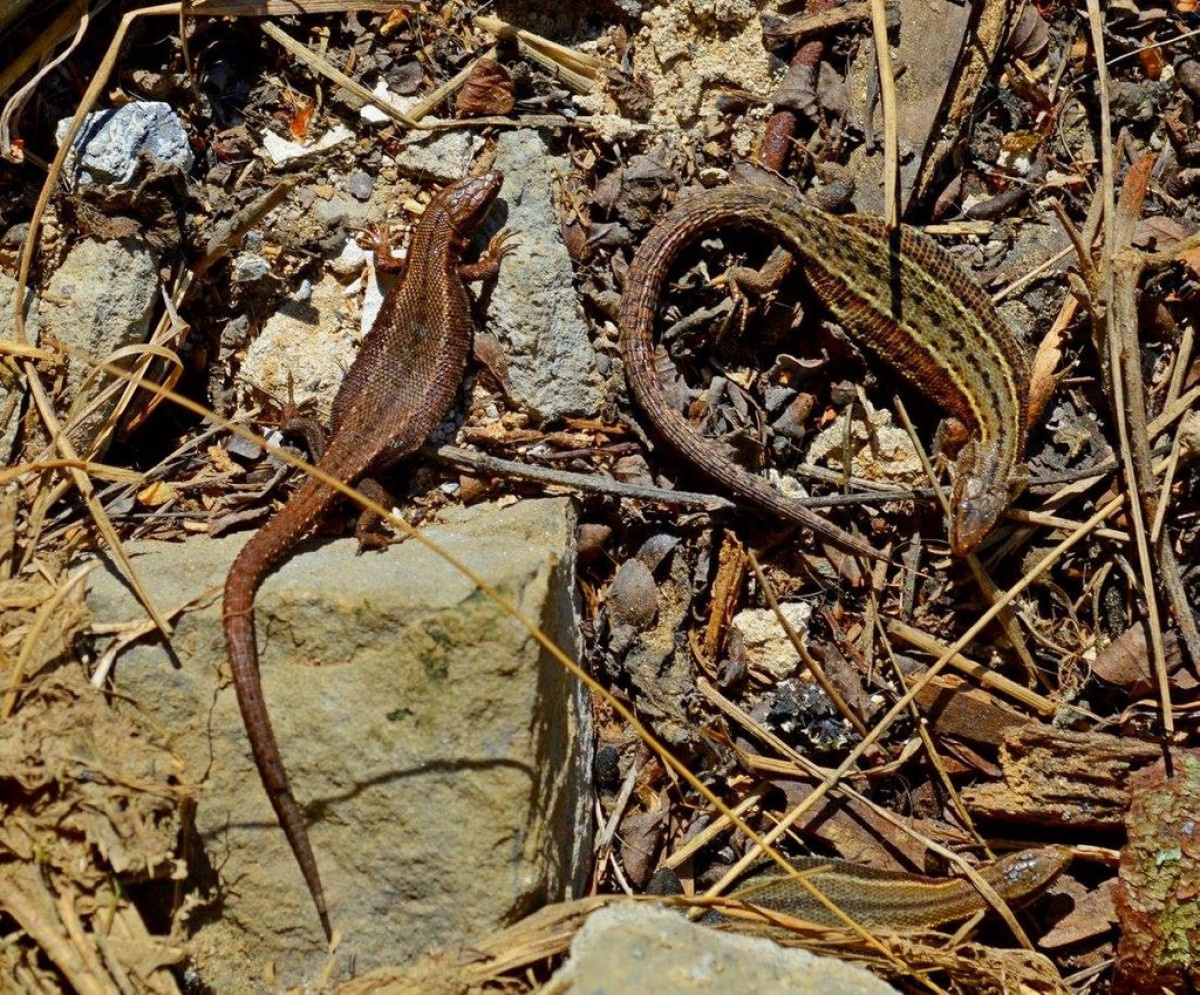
[86,498,590,990]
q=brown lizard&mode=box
[619,182,1031,558]
[705,845,1071,930]
[222,171,514,938]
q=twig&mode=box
[475,14,604,95]
[260,21,419,129]
[430,444,735,512]
[893,397,1043,689]
[194,176,298,278]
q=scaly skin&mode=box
[222,172,513,938]
[618,182,1032,557]
[708,846,1071,929]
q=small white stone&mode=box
[729,603,814,680]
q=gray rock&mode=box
[236,274,356,424]
[312,190,370,232]
[35,238,158,455]
[488,131,604,420]
[85,498,591,990]
[548,903,901,994]
[380,88,484,181]
[230,251,273,283]
[347,169,375,201]
[729,603,813,680]
[56,101,194,188]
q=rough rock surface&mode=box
[236,272,358,424]
[35,238,158,454]
[56,101,194,188]
[547,902,901,995]
[487,130,604,419]
[85,498,591,990]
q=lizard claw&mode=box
[460,228,518,283]
[488,227,520,260]
[356,222,408,273]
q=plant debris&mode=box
[3,0,1200,991]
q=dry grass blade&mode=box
[45,343,185,458]
[868,0,898,225]
[886,620,1057,716]
[12,2,182,643]
[0,459,142,487]
[476,13,604,95]
[1079,0,1175,729]
[190,0,404,12]
[259,21,419,129]
[0,562,94,719]
[873,610,988,859]
[0,0,100,163]
[17,374,171,637]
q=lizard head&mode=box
[442,171,504,234]
[950,477,1008,556]
[949,441,1028,556]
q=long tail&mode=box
[619,187,883,560]
[222,475,338,939]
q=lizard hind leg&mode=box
[279,414,328,464]
[278,369,330,461]
[352,476,401,553]
[725,245,796,338]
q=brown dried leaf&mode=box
[1132,214,1192,253]
[1039,876,1118,949]
[618,803,667,887]
[1006,3,1049,62]
[1092,621,1194,695]
[456,57,515,118]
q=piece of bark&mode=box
[962,727,1161,830]
[1113,753,1200,993]
[914,674,1033,749]
[770,774,950,870]
[1039,877,1118,950]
